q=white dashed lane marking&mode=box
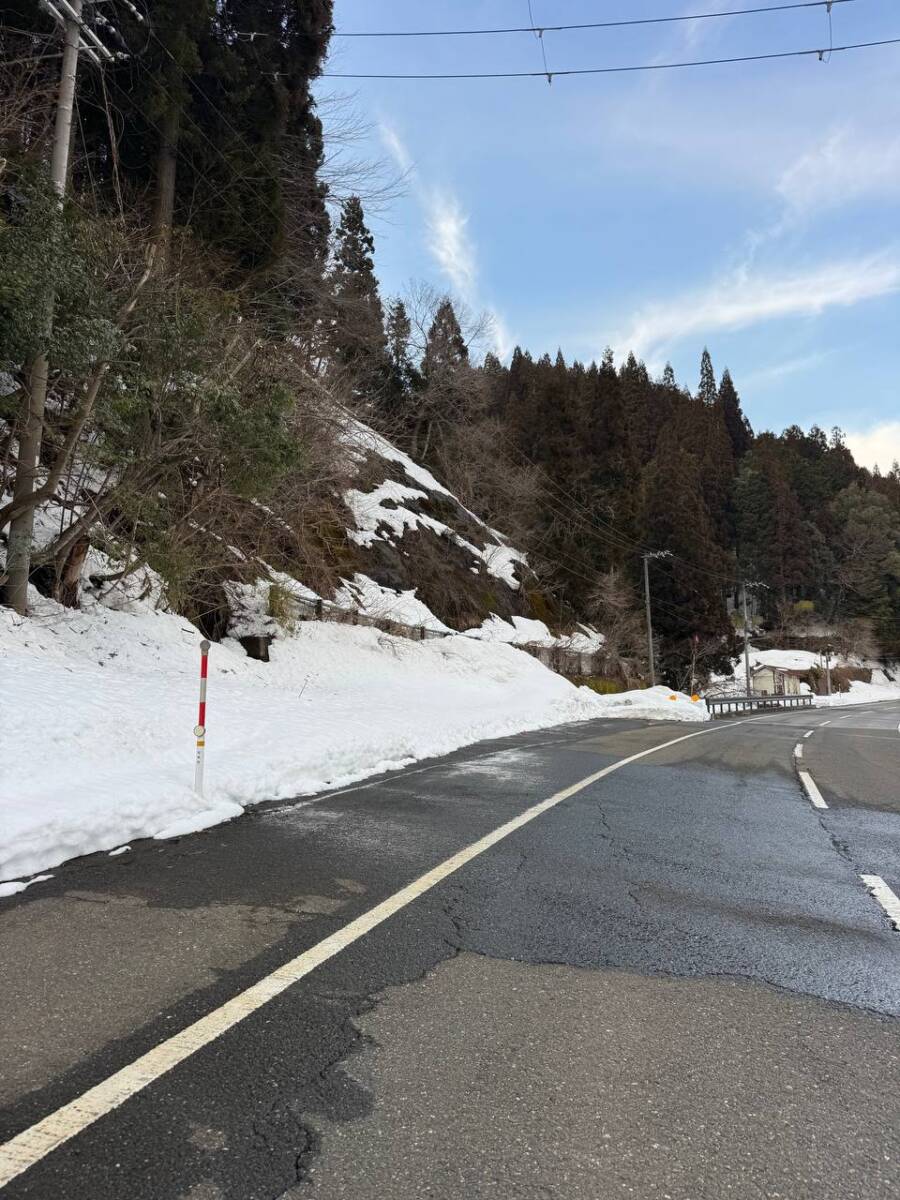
[860,875,900,931]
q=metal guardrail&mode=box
[706,693,815,718]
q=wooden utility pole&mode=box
[3,0,124,613]
[643,554,656,687]
[3,0,83,614]
[742,583,752,696]
[641,550,671,688]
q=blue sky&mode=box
[316,0,900,468]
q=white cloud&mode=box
[490,311,515,361]
[378,119,512,358]
[425,189,477,298]
[740,351,832,389]
[845,421,900,473]
[776,128,900,221]
[613,252,900,364]
[379,121,413,176]
[738,127,900,262]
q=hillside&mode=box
[1,411,711,887]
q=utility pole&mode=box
[3,1,83,614]
[742,582,752,696]
[642,550,671,688]
[2,1,122,614]
[643,554,655,687]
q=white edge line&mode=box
[798,770,828,810]
[803,730,814,739]
[860,874,900,931]
[793,743,803,759]
[0,715,765,1189]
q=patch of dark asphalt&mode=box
[2,712,898,1200]
[292,953,900,1200]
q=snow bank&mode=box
[463,615,605,654]
[816,679,900,707]
[0,598,707,883]
[584,685,708,722]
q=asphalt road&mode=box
[1,702,898,1199]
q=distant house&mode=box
[752,665,804,696]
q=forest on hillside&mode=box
[2,1,899,685]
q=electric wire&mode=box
[334,0,857,38]
[322,36,900,79]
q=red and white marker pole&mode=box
[194,639,211,795]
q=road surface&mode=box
[1,701,898,1199]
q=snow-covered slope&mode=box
[338,421,532,630]
[1,415,707,888]
[0,596,706,885]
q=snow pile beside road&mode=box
[816,678,900,707]
[587,685,707,723]
[0,598,707,883]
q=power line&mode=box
[334,0,856,39]
[526,0,551,79]
[321,36,900,80]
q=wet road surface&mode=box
[1,702,898,1198]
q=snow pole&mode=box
[194,639,210,795]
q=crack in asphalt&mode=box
[6,712,899,1200]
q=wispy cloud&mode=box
[738,126,900,264]
[740,350,833,390]
[379,119,512,357]
[647,0,734,65]
[426,190,477,298]
[845,421,900,473]
[378,121,413,176]
[613,252,900,364]
[775,127,900,222]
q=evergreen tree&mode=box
[381,298,418,431]
[639,421,731,679]
[619,352,656,465]
[411,298,471,462]
[328,196,390,403]
[205,0,334,275]
[423,299,469,378]
[697,347,717,406]
[385,299,416,390]
[830,485,900,626]
[717,369,753,458]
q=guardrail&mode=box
[236,588,611,679]
[706,693,814,718]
